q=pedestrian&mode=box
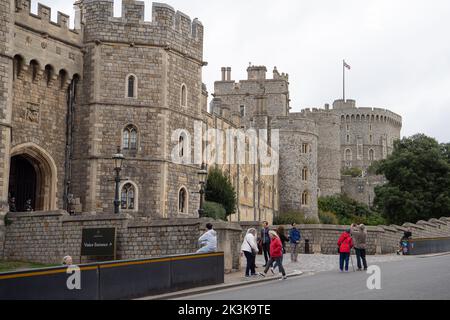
[397,228,412,255]
[196,223,217,253]
[259,230,287,280]
[276,226,288,262]
[260,221,271,267]
[337,228,353,272]
[241,228,259,279]
[288,223,301,262]
[351,223,368,271]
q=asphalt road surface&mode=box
[182,254,450,300]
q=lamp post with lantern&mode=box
[197,162,208,217]
[112,146,125,214]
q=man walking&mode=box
[288,223,301,262]
[351,223,368,271]
[260,221,271,267]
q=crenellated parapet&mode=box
[80,0,204,63]
[14,0,82,45]
[332,106,402,128]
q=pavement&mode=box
[181,253,450,300]
[139,253,410,300]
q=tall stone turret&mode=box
[0,0,14,255]
[71,0,206,217]
[300,107,341,197]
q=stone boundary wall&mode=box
[1,212,242,272]
[240,217,450,255]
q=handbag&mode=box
[247,238,257,256]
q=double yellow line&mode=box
[0,253,224,280]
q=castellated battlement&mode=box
[270,115,318,136]
[80,0,204,62]
[14,0,82,45]
[214,66,289,96]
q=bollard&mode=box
[305,239,310,254]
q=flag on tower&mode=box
[344,60,351,70]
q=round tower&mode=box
[300,108,341,197]
[271,115,319,220]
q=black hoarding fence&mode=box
[408,237,450,255]
[0,252,224,300]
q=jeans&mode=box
[290,243,299,262]
[264,257,286,276]
[339,252,350,271]
[355,248,367,270]
[243,251,256,276]
[262,242,271,265]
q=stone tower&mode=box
[213,65,319,220]
[300,107,341,197]
[71,0,205,217]
[331,99,402,171]
[0,0,14,246]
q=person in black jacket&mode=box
[260,221,271,267]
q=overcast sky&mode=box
[36,0,450,142]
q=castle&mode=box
[0,0,402,224]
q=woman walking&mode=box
[241,228,259,278]
[259,230,287,280]
[337,229,353,272]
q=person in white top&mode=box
[241,228,259,278]
[197,223,217,253]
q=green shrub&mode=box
[319,211,339,225]
[205,167,237,216]
[203,201,227,221]
[318,194,385,226]
[273,211,319,225]
[341,167,363,177]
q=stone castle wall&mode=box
[2,211,242,272]
[242,216,450,255]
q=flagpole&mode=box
[343,60,346,102]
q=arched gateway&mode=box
[8,143,57,212]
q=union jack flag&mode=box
[344,60,351,70]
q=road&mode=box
[181,254,450,300]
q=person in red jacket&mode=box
[337,229,354,272]
[259,230,287,280]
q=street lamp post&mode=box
[113,146,125,214]
[197,162,208,217]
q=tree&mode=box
[205,167,237,217]
[374,134,450,225]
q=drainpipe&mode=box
[63,77,77,211]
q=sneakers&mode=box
[270,267,275,275]
[280,276,288,280]
[357,268,362,271]
[258,272,266,277]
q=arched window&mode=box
[179,135,184,157]
[301,191,309,206]
[122,125,138,150]
[30,60,39,82]
[369,149,375,161]
[178,187,188,214]
[345,148,352,161]
[45,65,54,86]
[59,69,68,89]
[302,167,308,181]
[121,183,136,210]
[181,84,187,107]
[126,74,137,98]
[13,55,24,80]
